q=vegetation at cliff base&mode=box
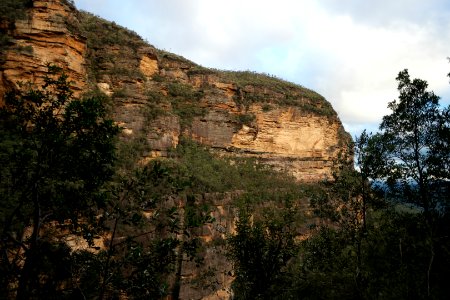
[1,64,450,299]
[226,69,450,299]
[0,66,303,299]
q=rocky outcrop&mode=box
[233,109,343,181]
[0,0,86,102]
[190,103,345,181]
[106,51,350,181]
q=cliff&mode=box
[0,1,350,298]
[0,0,350,182]
[79,15,350,184]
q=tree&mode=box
[307,141,375,299]
[227,200,299,300]
[429,105,450,208]
[358,69,450,297]
[0,0,31,22]
[0,65,119,299]
[377,69,449,214]
[0,65,188,299]
[283,69,450,299]
[94,160,211,300]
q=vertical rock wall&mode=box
[0,0,86,101]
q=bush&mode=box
[236,113,256,126]
[0,0,31,24]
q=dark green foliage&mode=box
[169,139,299,195]
[235,113,256,126]
[0,0,31,24]
[117,238,179,298]
[375,69,449,213]
[146,89,164,103]
[151,73,165,82]
[172,102,205,128]
[227,203,299,300]
[430,105,450,181]
[167,82,200,99]
[362,211,432,299]
[77,11,147,82]
[89,152,217,299]
[262,104,272,112]
[112,87,130,99]
[0,65,119,298]
[283,69,450,300]
[78,11,145,50]
[0,32,11,53]
[166,82,204,127]
[0,64,118,223]
[289,207,450,300]
[294,227,361,299]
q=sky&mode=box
[73,0,450,138]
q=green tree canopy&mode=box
[0,65,119,299]
[374,69,449,213]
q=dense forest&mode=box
[1,1,450,299]
[1,66,449,300]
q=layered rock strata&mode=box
[0,0,86,101]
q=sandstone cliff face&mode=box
[190,103,344,181]
[233,109,342,181]
[91,45,349,181]
[0,2,350,299]
[0,0,86,102]
[0,1,350,181]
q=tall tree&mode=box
[361,69,450,297]
[0,65,119,299]
[378,69,448,214]
[227,200,299,300]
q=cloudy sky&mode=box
[73,0,450,138]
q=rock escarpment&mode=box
[0,0,350,182]
[79,19,349,182]
[0,1,350,299]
